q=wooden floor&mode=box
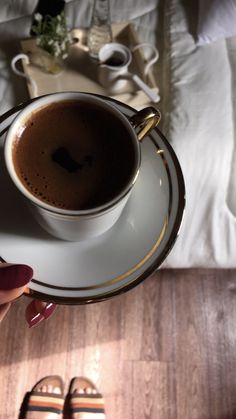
[1,269,236,418]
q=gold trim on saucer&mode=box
[26,97,184,304]
[1,93,185,304]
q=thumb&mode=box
[0,263,33,305]
[0,263,33,322]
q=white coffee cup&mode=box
[4,92,161,241]
[11,53,38,96]
[98,43,132,93]
[98,42,160,102]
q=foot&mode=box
[69,377,106,418]
[23,376,64,418]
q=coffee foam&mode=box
[13,100,136,210]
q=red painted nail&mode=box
[25,300,57,328]
[28,311,45,328]
[0,264,33,290]
[40,302,57,319]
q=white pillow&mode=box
[198,0,236,45]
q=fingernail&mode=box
[27,310,45,328]
[40,302,57,320]
[25,300,57,328]
[0,264,33,290]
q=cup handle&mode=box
[11,54,38,97]
[132,43,159,78]
[11,53,29,77]
[129,107,161,141]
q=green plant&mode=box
[32,12,72,60]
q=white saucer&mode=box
[0,99,185,304]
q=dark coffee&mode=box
[104,53,126,67]
[12,100,137,210]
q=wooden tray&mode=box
[20,22,159,108]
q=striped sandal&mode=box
[68,377,106,418]
[23,375,64,418]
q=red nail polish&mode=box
[0,264,33,290]
[28,312,45,328]
[25,300,57,328]
[25,300,42,328]
[41,303,57,319]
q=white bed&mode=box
[161,0,236,267]
[0,0,235,268]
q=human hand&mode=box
[0,263,56,327]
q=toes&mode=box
[37,383,61,394]
[47,384,53,393]
[77,388,84,394]
[74,386,96,394]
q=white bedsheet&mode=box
[0,0,235,268]
[161,0,236,267]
